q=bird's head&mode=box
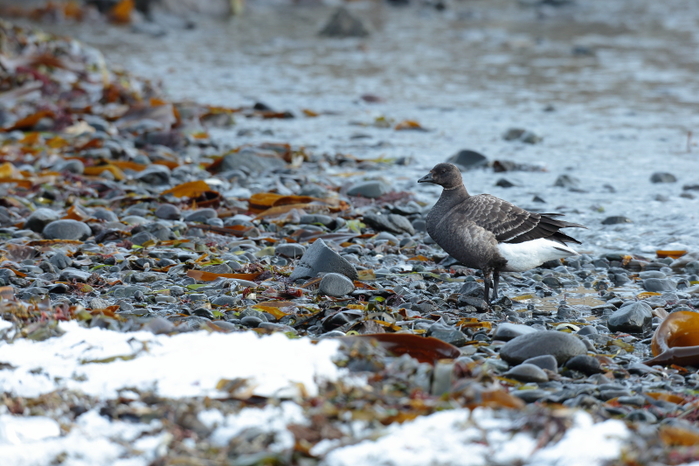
[418,163,463,190]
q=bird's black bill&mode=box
[418,173,434,184]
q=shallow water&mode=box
[39,0,699,255]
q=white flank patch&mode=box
[498,239,578,272]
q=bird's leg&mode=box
[492,271,500,301]
[483,271,493,305]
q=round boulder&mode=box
[500,330,587,366]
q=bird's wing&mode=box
[464,195,583,245]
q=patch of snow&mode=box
[208,401,307,448]
[0,322,341,399]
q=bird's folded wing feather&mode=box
[464,194,579,244]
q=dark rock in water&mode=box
[135,164,171,185]
[276,243,306,259]
[642,278,675,292]
[500,331,587,365]
[319,273,355,297]
[25,208,60,233]
[504,363,548,383]
[522,354,558,372]
[607,301,652,333]
[43,220,91,240]
[650,172,677,183]
[363,213,415,235]
[347,180,390,198]
[602,216,632,225]
[155,204,181,220]
[565,355,603,375]
[319,7,369,38]
[493,323,539,341]
[428,322,467,346]
[532,195,546,203]
[185,208,217,223]
[503,128,542,144]
[290,238,358,281]
[553,174,580,188]
[495,178,516,188]
[683,183,699,191]
[447,149,488,170]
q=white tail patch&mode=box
[498,239,579,272]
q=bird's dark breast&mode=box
[426,210,505,271]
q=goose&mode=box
[418,162,585,304]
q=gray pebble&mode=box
[43,220,91,240]
[289,238,358,281]
[25,208,60,233]
[276,243,306,259]
[504,363,548,383]
[500,331,587,365]
[347,180,390,198]
[319,273,355,297]
[642,278,675,292]
[493,323,539,341]
[155,204,181,220]
[607,301,652,333]
[565,355,603,375]
[522,355,558,372]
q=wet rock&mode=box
[59,268,91,282]
[500,331,587,365]
[642,278,675,292]
[447,149,488,170]
[92,208,118,222]
[130,231,155,245]
[495,178,517,188]
[155,204,181,220]
[457,295,488,312]
[135,164,171,185]
[459,281,485,297]
[553,174,580,189]
[289,238,358,281]
[25,208,60,233]
[220,150,286,174]
[347,180,390,198]
[49,253,72,270]
[514,389,548,403]
[565,355,603,375]
[650,172,677,183]
[319,7,369,38]
[275,243,306,259]
[319,273,355,297]
[363,213,415,235]
[54,159,84,174]
[602,216,632,225]
[184,208,217,223]
[522,355,558,372]
[143,317,176,335]
[504,363,548,383]
[493,323,539,341]
[607,301,652,333]
[626,410,657,423]
[503,128,542,144]
[43,220,91,240]
[428,323,467,346]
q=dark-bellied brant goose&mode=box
[418,163,585,304]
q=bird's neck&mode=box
[434,184,469,211]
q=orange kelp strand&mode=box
[645,311,699,366]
